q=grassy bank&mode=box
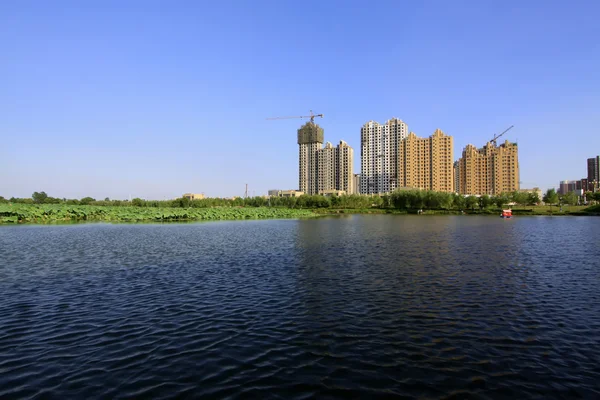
[0,204,317,224]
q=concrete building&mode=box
[457,140,519,196]
[317,140,354,195]
[318,142,337,194]
[337,140,354,195]
[588,156,599,189]
[182,193,205,200]
[352,174,361,194]
[271,190,304,198]
[298,121,324,195]
[397,129,454,192]
[453,161,460,194]
[559,180,578,195]
[360,118,408,194]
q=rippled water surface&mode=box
[1,215,600,399]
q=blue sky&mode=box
[1,0,599,199]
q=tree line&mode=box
[0,189,571,211]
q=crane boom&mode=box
[490,125,514,146]
[266,110,323,123]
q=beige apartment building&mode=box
[337,140,354,194]
[318,142,337,194]
[397,129,454,192]
[317,140,354,195]
[457,140,519,195]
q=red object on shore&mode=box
[501,209,512,218]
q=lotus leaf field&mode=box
[0,204,317,224]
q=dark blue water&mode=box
[1,215,600,399]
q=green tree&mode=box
[561,191,578,206]
[466,196,478,211]
[452,193,466,210]
[593,192,600,203]
[0,196,7,204]
[494,194,509,208]
[32,191,48,204]
[480,194,493,209]
[527,192,541,205]
[543,189,559,205]
[80,196,96,205]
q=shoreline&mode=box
[1,204,598,225]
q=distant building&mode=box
[361,118,408,194]
[298,121,324,195]
[397,129,454,192]
[182,193,205,200]
[453,161,460,194]
[268,189,281,197]
[352,174,361,194]
[457,140,519,196]
[273,190,304,198]
[297,121,353,196]
[559,180,578,195]
[587,156,599,189]
[337,140,354,195]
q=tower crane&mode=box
[490,125,514,146]
[266,110,324,123]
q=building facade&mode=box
[337,140,354,195]
[182,193,205,200]
[559,180,578,195]
[317,142,337,194]
[396,129,454,192]
[457,140,519,195]
[453,161,460,194]
[352,174,361,194]
[360,118,408,194]
[298,121,324,195]
[317,140,354,195]
[588,156,599,188]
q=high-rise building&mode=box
[337,140,354,194]
[559,180,578,195]
[588,156,599,186]
[457,140,519,195]
[397,129,454,192]
[453,161,460,194]
[352,174,361,194]
[360,118,408,194]
[318,142,337,194]
[298,121,324,195]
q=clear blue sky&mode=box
[2,0,599,199]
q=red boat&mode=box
[501,209,512,218]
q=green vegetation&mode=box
[0,204,316,224]
[1,189,599,224]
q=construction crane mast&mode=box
[490,125,514,146]
[266,110,324,123]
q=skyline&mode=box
[2,1,600,199]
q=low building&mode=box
[182,193,205,200]
[271,190,304,198]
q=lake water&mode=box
[1,215,599,399]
